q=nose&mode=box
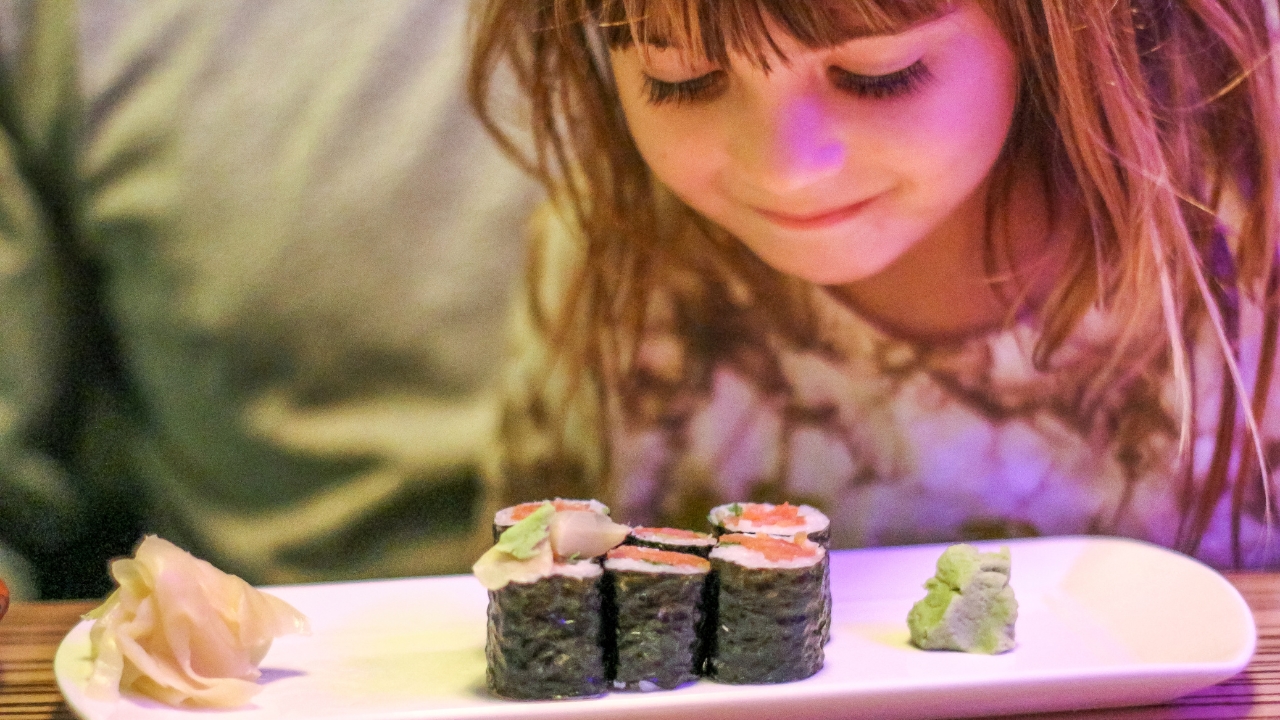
[731,92,846,197]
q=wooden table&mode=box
[1,573,1275,719]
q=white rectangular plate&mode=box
[55,536,1255,720]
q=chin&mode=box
[730,224,911,287]
[803,267,884,286]
[748,245,899,286]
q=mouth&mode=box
[753,195,879,231]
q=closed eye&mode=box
[643,71,727,106]
[829,60,932,99]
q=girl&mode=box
[470,0,1280,567]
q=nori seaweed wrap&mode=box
[485,561,608,699]
[708,534,825,684]
[625,527,718,558]
[708,503,832,644]
[604,546,711,691]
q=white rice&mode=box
[551,560,603,579]
[708,503,830,537]
[604,556,709,575]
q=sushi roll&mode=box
[493,498,611,540]
[604,546,711,691]
[707,502,830,546]
[626,527,718,558]
[708,502,833,644]
[708,534,825,684]
[475,502,626,700]
[486,560,608,699]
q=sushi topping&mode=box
[508,498,609,522]
[729,502,743,516]
[719,533,817,562]
[550,510,631,560]
[738,502,805,527]
[475,502,629,588]
[608,545,711,571]
[497,502,556,559]
[472,503,556,590]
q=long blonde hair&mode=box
[470,0,1280,564]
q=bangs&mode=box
[594,0,955,67]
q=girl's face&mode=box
[610,1,1019,286]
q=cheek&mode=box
[878,46,1018,202]
[942,63,1017,172]
[615,85,727,210]
[629,114,722,202]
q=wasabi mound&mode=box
[906,544,1017,654]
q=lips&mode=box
[753,195,878,231]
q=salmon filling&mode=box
[734,502,806,528]
[609,545,711,571]
[633,527,707,540]
[719,533,817,563]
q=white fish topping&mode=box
[550,511,631,559]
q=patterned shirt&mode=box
[498,203,1280,570]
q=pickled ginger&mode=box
[84,535,309,707]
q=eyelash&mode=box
[830,60,932,99]
[641,59,932,107]
[643,72,726,106]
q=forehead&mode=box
[596,0,957,65]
